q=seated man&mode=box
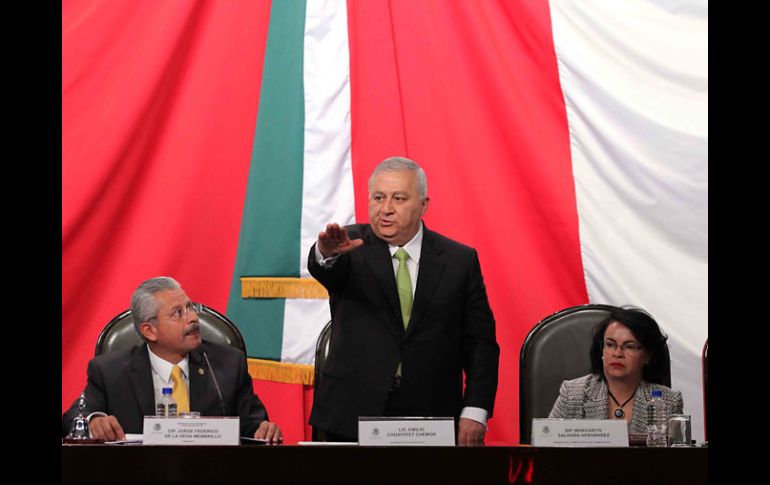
[62,276,282,443]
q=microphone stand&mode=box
[202,350,228,416]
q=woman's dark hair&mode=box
[589,307,671,384]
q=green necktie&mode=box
[394,248,413,329]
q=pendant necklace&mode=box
[607,388,636,418]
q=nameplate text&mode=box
[358,417,455,446]
[532,419,629,447]
[143,416,240,446]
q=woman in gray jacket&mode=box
[549,308,683,433]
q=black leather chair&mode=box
[95,303,246,356]
[702,339,708,442]
[518,304,671,444]
[311,320,332,441]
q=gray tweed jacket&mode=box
[548,373,684,433]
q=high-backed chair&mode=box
[313,320,332,441]
[518,304,671,444]
[702,339,708,442]
[95,303,246,356]
[312,320,332,441]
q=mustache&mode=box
[184,323,200,336]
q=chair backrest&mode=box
[702,339,708,442]
[95,304,246,356]
[312,320,332,441]
[518,304,671,444]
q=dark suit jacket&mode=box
[62,340,269,438]
[308,223,499,438]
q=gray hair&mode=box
[130,276,182,338]
[368,156,428,201]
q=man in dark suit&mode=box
[62,276,282,442]
[309,157,499,445]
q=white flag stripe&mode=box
[551,0,708,441]
[282,298,334,364]
[282,0,355,364]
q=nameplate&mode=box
[358,417,455,446]
[532,419,629,447]
[143,416,240,445]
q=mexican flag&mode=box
[62,0,707,443]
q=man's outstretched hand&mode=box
[318,223,364,258]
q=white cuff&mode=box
[85,412,108,438]
[315,243,340,268]
[86,411,108,423]
[459,407,488,429]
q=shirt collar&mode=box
[147,346,190,384]
[388,222,423,264]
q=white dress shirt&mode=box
[147,347,190,408]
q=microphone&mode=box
[202,350,228,416]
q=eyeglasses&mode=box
[150,301,202,322]
[603,340,644,353]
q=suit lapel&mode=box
[584,375,609,419]
[188,347,209,413]
[128,345,157,418]
[407,228,445,337]
[630,381,652,431]
[362,227,403,335]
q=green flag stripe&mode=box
[226,0,307,360]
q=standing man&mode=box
[62,276,282,443]
[309,157,499,445]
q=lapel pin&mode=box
[199,368,205,375]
